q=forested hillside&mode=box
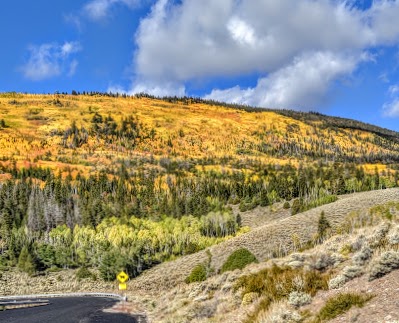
[1,92,399,279]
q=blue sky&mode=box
[2,1,399,131]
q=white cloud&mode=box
[110,80,186,97]
[84,0,140,20]
[134,0,370,82]
[227,17,257,47]
[21,42,81,81]
[61,42,81,56]
[130,0,399,110]
[383,99,399,117]
[367,0,399,45]
[205,51,359,110]
[131,80,186,97]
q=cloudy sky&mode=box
[2,0,399,130]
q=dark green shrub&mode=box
[291,199,302,215]
[46,266,61,273]
[221,248,258,273]
[239,197,259,212]
[76,267,96,280]
[239,201,257,212]
[283,201,290,209]
[185,264,207,283]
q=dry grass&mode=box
[231,202,292,229]
[0,269,117,296]
[127,188,399,294]
[122,189,399,322]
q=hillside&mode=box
[2,93,399,321]
[0,93,399,265]
[134,189,399,322]
[1,93,399,167]
[127,188,399,292]
[2,189,399,322]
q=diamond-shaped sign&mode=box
[117,271,129,283]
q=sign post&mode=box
[117,271,129,310]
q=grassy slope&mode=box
[139,189,399,322]
[0,93,399,175]
[128,188,399,293]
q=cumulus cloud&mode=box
[130,80,186,97]
[108,80,186,97]
[130,0,399,109]
[21,42,81,81]
[84,0,140,20]
[367,0,399,45]
[205,51,359,110]
[134,0,369,81]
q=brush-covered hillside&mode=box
[1,92,399,282]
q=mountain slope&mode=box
[1,93,399,167]
[2,93,399,321]
[1,93,399,277]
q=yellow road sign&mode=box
[119,283,127,290]
[117,271,129,283]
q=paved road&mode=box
[0,297,137,323]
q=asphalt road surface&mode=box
[0,297,137,323]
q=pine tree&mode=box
[18,246,36,275]
[318,211,331,239]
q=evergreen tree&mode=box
[18,246,36,275]
[318,211,331,239]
